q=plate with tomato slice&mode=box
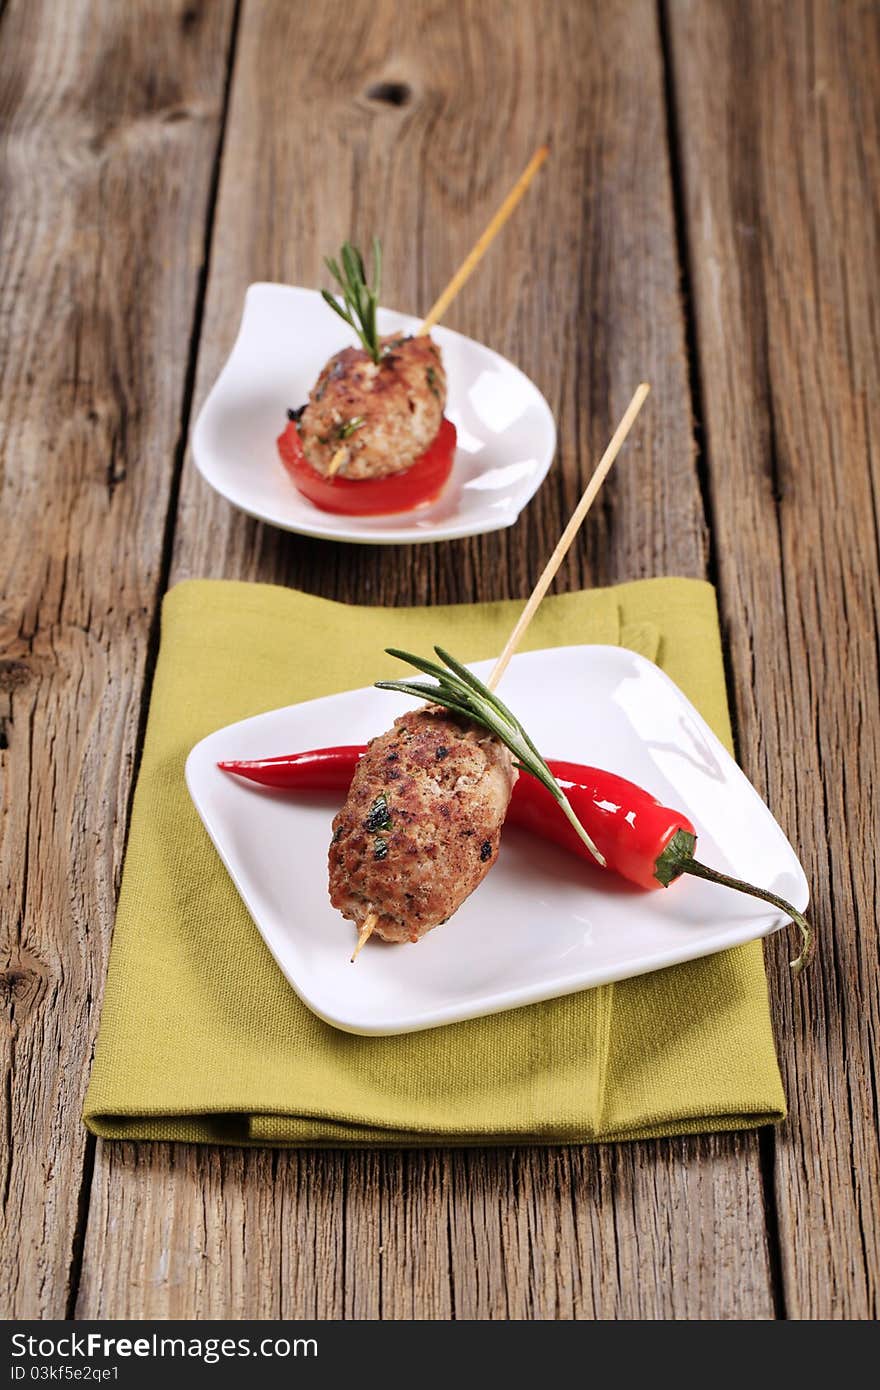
[191,284,556,544]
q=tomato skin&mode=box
[277,417,457,516]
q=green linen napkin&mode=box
[84,577,785,1145]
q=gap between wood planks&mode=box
[656,0,787,1319]
[60,0,245,1321]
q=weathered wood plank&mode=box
[446,1136,773,1319]
[667,0,880,1319]
[76,0,779,1320]
[77,1144,347,1320]
[0,0,237,1318]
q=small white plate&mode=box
[185,647,808,1035]
[191,284,557,545]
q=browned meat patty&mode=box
[298,333,446,480]
[328,707,517,943]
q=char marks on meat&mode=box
[298,334,446,479]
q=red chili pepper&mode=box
[219,747,694,885]
[220,747,367,790]
[278,417,456,515]
[505,761,695,892]
[218,746,812,972]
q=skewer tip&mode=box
[327,446,347,479]
[350,911,378,962]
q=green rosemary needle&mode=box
[322,238,383,364]
[338,416,365,440]
[376,647,606,866]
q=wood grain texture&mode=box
[76,0,777,1320]
[76,1145,348,1320]
[0,0,237,1318]
[667,0,880,1319]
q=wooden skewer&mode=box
[350,385,650,959]
[327,445,347,478]
[349,155,549,955]
[487,382,651,691]
[351,910,378,962]
[418,145,549,335]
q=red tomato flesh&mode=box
[277,417,457,516]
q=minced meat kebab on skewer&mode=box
[328,382,652,958]
[299,330,446,482]
[277,147,550,516]
[328,704,517,948]
[277,241,457,516]
[329,648,606,960]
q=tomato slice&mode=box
[277,417,456,516]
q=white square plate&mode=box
[185,646,808,1035]
[191,284,556,545]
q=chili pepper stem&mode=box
[679,858,813,976]
[557,792,606,867]
[654,829,812,975]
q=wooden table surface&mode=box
[2,0,878,1321]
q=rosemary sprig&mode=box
[338,416,365,439]
[322,238,383,363]
[376,647,606,866]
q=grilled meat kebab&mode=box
[328,706,517,943]
[298,333,447,481]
